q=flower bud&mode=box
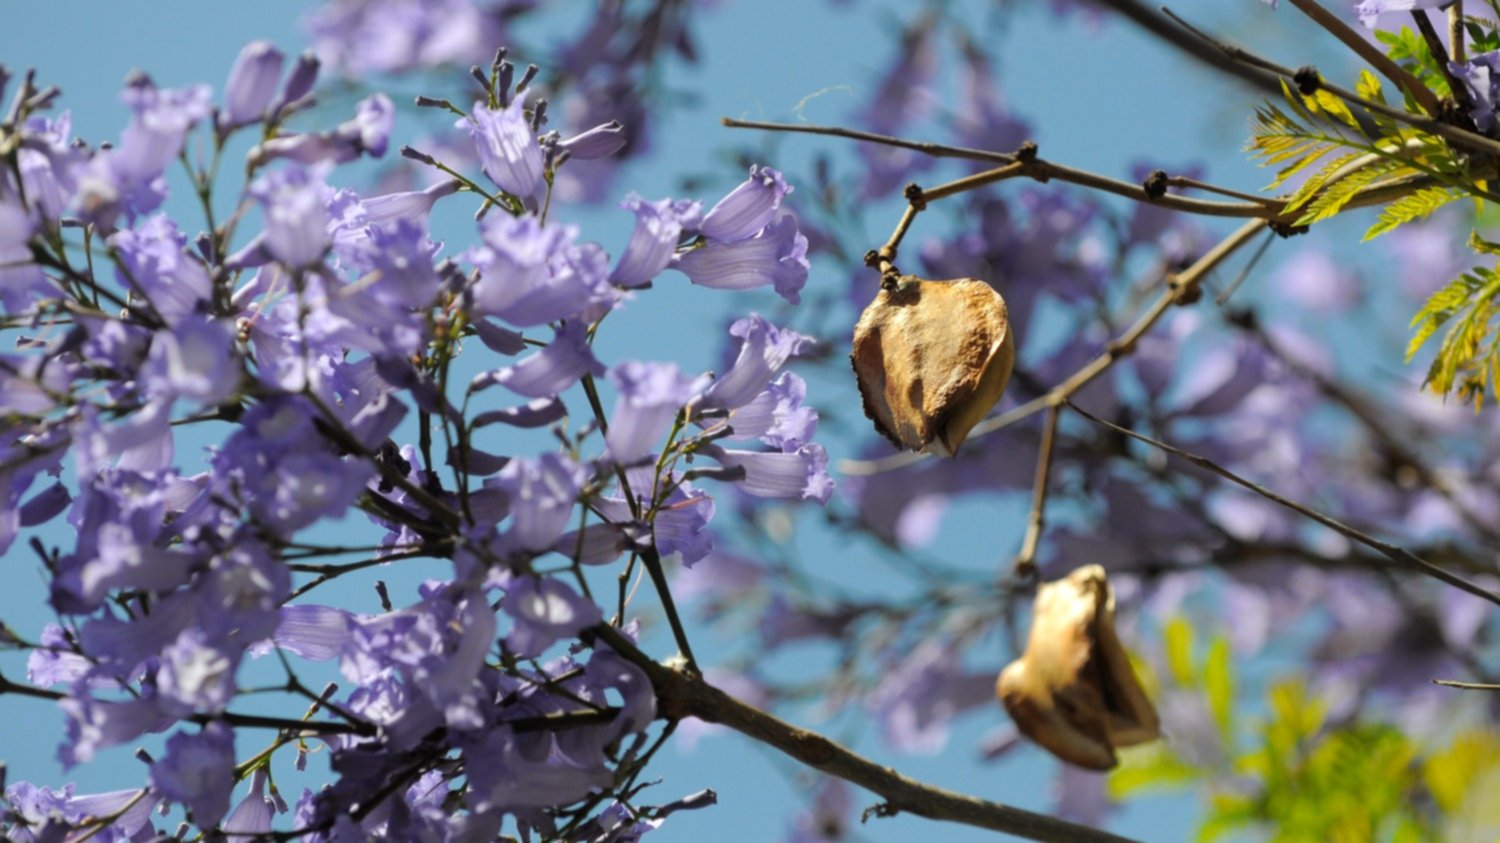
[995,565,1160,770]
[219,41,284,130]
[850,275,1015,456]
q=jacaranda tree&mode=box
[3,1,1499,841]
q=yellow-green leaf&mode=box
[1204,635,1234,741]
[1164,616,1194,687]
[1364,187,1463,240]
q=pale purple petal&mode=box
[699,165,791,242]
[611,194,697,287]
[470,321,604,399]
[673,214,809,303]
[461,95,543,197]
[220,41,285,130]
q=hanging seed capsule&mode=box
[995,565,1160,770]
[850,275,1015,456]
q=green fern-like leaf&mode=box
[1415,268,1500,398]
[1364,187,1463,239]
[1296,157,1410,223]
[1468,230,1500,257]
[1407,272,1486,362]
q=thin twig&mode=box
[870,162,1026,276]
[724,117,1457,223]
[1451,2,1466,63]
[1411,9,1470,107]
[1229,310,1500,546]
[1213,228,1276,306]
[1067,403,1500,608]
[1433,678,1500,690]
[1013,405,1061,579]
[1163,8,1500,159]
[0,670,375,736]
[1288,0,1443,116]
[588,625,1139,843]
[725,117,1271,218]
[1093,0,1285,96]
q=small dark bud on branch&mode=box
[903,182,927,210]
[1142,170,1168,200]
[1293,65,1321,96]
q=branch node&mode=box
[1142,170,1168,200]
[1015,140,1039,162]
[903,182,927,210]
[1293,65,1321,96]
[1268,220,1310,238]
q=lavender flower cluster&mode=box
[0,30,826,840]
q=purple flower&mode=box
[0,197,52,311]
[470,320,605,399]
[611,194,700,287]
[74,77,211,226]
[220,41,285,131]
[461,95,544,198]
[469,215,615,325]
[673,214,809,303]
[62,521,197,611]
[700,166,792,242]
[253,603,354,661]
[150,724,236,828]
[249,165,331,267]
[346,92,395,157]
[558,119,627,160]
[59,696,168,768]
[222,770,276,835]
[27,625,93,688]
[606,361,706,464]
[701,314,814,411]
[303,0,505,76]
[362,179,460,231]
[250,93,394,165]
[697,442,833,504]
[270,51,321,118]
[17,111,82,223]
[415,588,496,729]
[1449,51,1500,131]
[107,215,213,325]
[463,725,613,810]
[145,314,239,406]
[3,783,160,842]
[501,576,604,658]
[717,372,818,450]
[596,467,717,565]
[157,628,238,713]
[492,454,586,553]
[198,540,290,644]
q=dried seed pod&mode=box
[995,565,1160,770]
[850,275,1015,457]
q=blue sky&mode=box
[0,2,1371,840]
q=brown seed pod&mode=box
[995,565,1160,771]
[850,275,1015,457]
